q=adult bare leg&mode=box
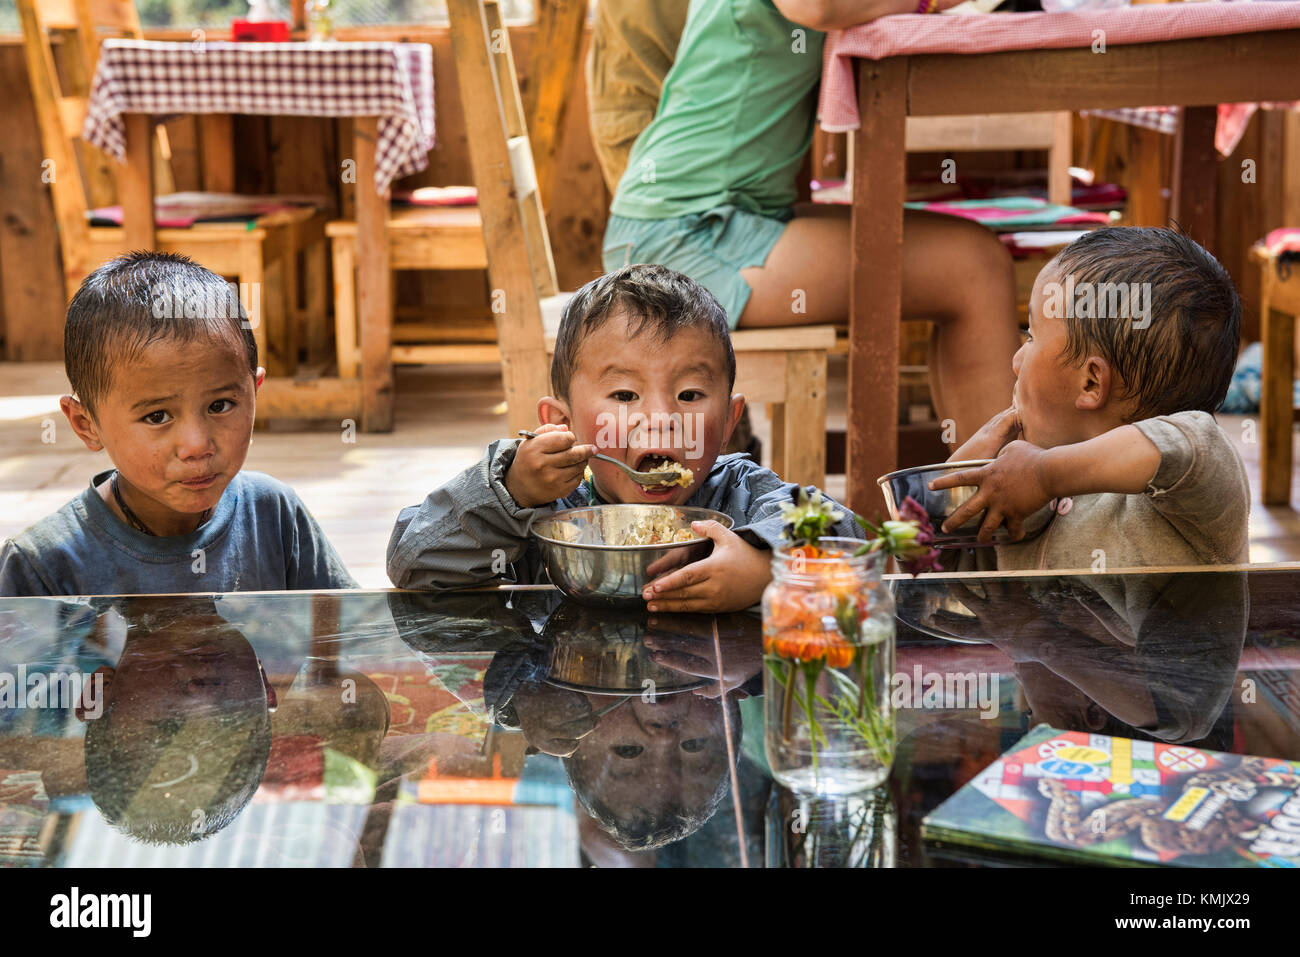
[737,206,1019,443]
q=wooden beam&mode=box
[354,115,394,431]
[906,31,1300,117]
[1171,105,1219,252]
[522,0,586,207]
[254,377,362,422]
[120,111,156,251]
[848,57,906,516]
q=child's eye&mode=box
[678,390,704,402]
[209,398,236,414]
[681,738,707,753]
[611,391,637,403]
[612,745,643,759]
[141,410,171,425]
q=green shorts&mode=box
[602,205,793,329]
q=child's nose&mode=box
[176,421,215,458]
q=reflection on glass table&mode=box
[0,565,1296,867]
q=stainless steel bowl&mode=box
[530,505,734,608]
[877,461,1056,548]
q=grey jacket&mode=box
[386,440,860,589]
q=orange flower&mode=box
[764,628,856,668]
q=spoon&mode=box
[517,430,686,487]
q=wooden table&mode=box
[120,113,385,427]
[841,29,1300,514]
[92,40,438,433]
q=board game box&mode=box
[923,725,1300,867]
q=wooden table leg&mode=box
[198,115,236,193]
[1171,105,1218,252]
[120,112,157,250]
[847,57,907,516]
[1261,266,1296,506]
[354,116,394,432]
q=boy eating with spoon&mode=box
[386,263,858,611]
[931,227,1249,569]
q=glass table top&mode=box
[0,565,1294,868]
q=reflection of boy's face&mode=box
[550,312,744,505]
[104,613,267,731]
[64,332,263,536]
[570,694,728,817]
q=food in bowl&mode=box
[529,505,733,607]
[547,513,697,546]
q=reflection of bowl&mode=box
[531,505,733,608]
[541,603,707,694]
[877,461,1055,548]
[891,579,988,644]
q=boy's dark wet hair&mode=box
[84,708,271,846]
[550,263,736,400]
[65,251,258,417]
[1048,227,1240,420]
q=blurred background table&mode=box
[83,38,436,430]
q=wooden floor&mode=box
[3,358,1300,587]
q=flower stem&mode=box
[782,658,797,741]
[804,666,820,781]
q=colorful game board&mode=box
[923,726,1300,867]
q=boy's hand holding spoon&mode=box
[506,425,598,507]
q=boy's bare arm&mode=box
[1039,426,1162,497]
[932,426,1161,542]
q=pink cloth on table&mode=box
[819,3,1300,132]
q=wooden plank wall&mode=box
[0,23,1295,361]
[0,25,609,361]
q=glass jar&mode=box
[304,0,335,41]
[766,786,897,868]
[762,538,895,796]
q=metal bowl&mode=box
[877,461,1055,548]
[530,505,733,608]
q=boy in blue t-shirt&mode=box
[0,252,356,596]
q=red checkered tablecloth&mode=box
[83,39,436,193]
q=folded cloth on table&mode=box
[903,196,1110,230]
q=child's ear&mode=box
[1075,356,1111,412]
[254,367,266,390]
[60,395,104,452]
[722,394,746,447]
[537,396,570,427]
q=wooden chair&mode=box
[70,0,175,207]
[447,0,832,487]
[326,0,586,382]
[326,205,488,377]
[1253,242,1300,507]
[18,0,326,378]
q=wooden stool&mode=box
[1253,243,1300,507]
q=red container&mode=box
[231,18,291,41]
